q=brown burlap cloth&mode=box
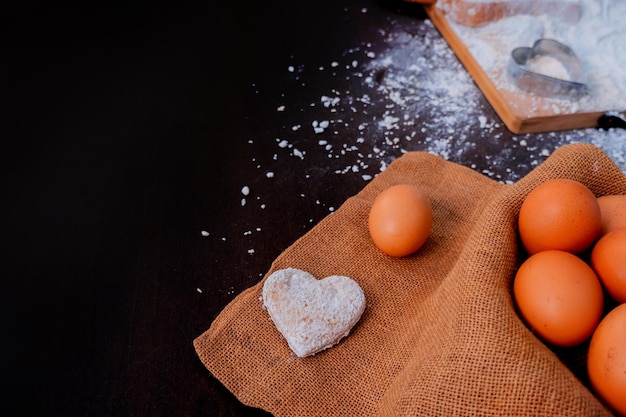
[194,143,626,416]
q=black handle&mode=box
[598,113,626,130]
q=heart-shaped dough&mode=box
[262,268,366,358]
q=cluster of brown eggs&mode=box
[366,179,626,415]
[514,179,626,416]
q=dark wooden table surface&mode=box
[2,0,625,416]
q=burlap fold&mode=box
[194,143,626,416]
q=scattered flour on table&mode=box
[247,11,626,213]
[207,7,626,262]
[280,16,624,181]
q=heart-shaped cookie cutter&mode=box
[508,38,587,99]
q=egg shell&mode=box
[368,184,433,257]
[518,178,602,255]
[590,229,626,303]
[587,303,626,417]
[597,194,626,236]
[513,250,604,347]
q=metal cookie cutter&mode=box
[508,38,587,99]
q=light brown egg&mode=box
[597,194,626,236]
[513,250,604,347]
[587,303,626,417]
[590,229,626,303]
[518,178,602,255]
[368,184,433,257]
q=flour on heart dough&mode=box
[262,268,366,358]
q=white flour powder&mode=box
[445,0,626,115]
[207,7,626,262]
[261,9,626,195]
[526,55,572,81]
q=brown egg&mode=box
[513,250,604,347]
[590,229,626,303]
[518,178,601,255]
[368,184,433,257]
[587,303,626,417]
[597,194,626,235]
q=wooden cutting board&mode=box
[423,4,623,134]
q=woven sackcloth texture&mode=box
[194,143,626,416]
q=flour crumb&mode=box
[293,148,305,159]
